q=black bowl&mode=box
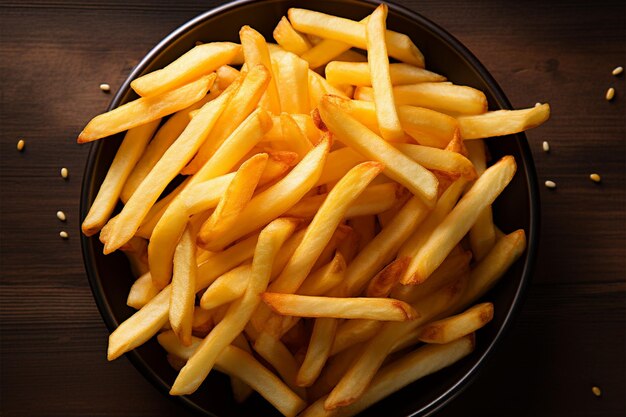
[80,0,540,416]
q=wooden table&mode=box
[1,1,624,416]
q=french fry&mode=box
[275,52,310,114]
[120,93,216,203]
[398,178,468,263]
[336,228,359,263]
[199,264,251,310]
[120,236,149,277]
[170,218,297,395]
[366,4,403,141]
[192,307,214,336]
[354,82,488,115]
[229,334,254,403]
[299,253,346,296]
[403,156,516,284]
[149,109,272,287]
[280,113,313,158]
[127,272,160,310]
[365,257,410,298]
[299,16,367,69]
[107,233,258,360]
[326,61,445,87]
[135,177,191,239]
[198,153,268,243]
[310,225,351,273]
[170,226,197,346]
[215,65,241,91]
[78,75,214,143]
[240,26,281,115]
[302,335,474,417]
[82,120,160,236]
[331,319,382,356]
[100,83,237,253]
[261,293,417,321]
[182,65,270,174]
[458,104,550,139]
[158,331,306,417]
[292,114,322,144]
[324,276,467,409]
[315,147,364,187]
[395,143,477,180]
[197,139,330,251]
[274,16,312,55]
[319,97,438,206]
[131,42,240,97]
[297,318,338,387]
[418,302,493,344]
[334,49,368,63]
[269,161,383,294]
[253,332,308,399]
[466,140,496,261]
[288,9,425,67]
[308,346,360,401]
[285,183,400,218]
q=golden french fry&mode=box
[253,332,308,399]
[392,249,471,304]
[299,252,346,296]
[120,237,149,278]
[330,319,382,356]
[269,161,383,294]
[315,147,364,187]
[199,264,251,310]
[261,293,417,321]
[198,153,268,243]
[365,257,410,298]
[171,219,297,395]
[326,61,445,87]
[127,272,160,310]
[215,65,241,90]
[444,130,469,157]
[158,331,306,417]
[135,177,191,239]
[292,114,322,144]
[107,233,258,360]
[192,307,214,335]
[285,183,400,218]
[82,120,160,236]
[120,93,217,203]
[366,4,403,141]
[100,83,237,253]
[78,75,214,143]
[299,16,367,69]
[419,302,493,344]
[170,226,197,346]
[240,26,281,114]
[288,9,425,67]
[354,82,488,115]
[183,65,270,174]
[466,140,496,261]
[131,43,240,97]
[273,16,312,55]
[395,143,476,180]
[458,104,550,139]
[197,139,330,251]
[324,276,467,409]
[336,228,360,263]
[148,109,272,287]
[275,52,310,114]
[403,156,516,284]
[334,49,368,62]
[297,318,338,387]
[319,96,438,206]
[229,334,254,403]
[398,178,469,262]
[279,113,313,158]
[302,335,474,417]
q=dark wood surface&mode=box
[1,0,624,416]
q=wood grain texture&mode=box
[0,1,624,416]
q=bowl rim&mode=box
[80,0,540,415]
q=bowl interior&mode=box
[81,1,538,416]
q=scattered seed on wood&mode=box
[61,167,69,179]
[17,139,25,151]
[591,386,602,397]
[99,83,111,92]
[57,211,67,222]
[605,87,615,101]
[589,173,601,183]
[612,66,623,76]
[542,141,550,152]
[59,231,69,239]
[545,180,556,189]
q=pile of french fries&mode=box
[79,5,549,416]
